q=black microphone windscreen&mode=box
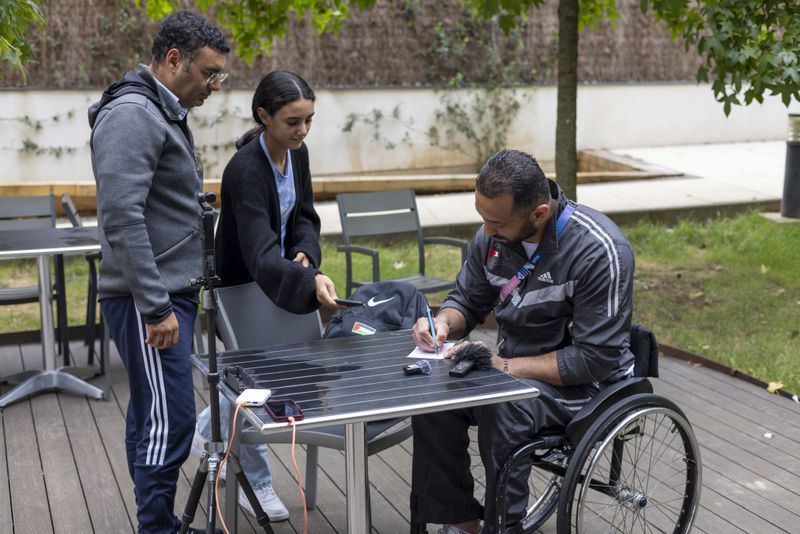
[451,343,493,370]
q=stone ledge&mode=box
[0,149,684,212]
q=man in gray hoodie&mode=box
[88,11,229,534]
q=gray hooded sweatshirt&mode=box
[88,65,202,323]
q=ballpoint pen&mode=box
[426,306,438,354]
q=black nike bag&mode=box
[323,281,429,338]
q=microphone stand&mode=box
[179,192,274,534]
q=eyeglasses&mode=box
[194,62,229,85]
[203,70,229,85]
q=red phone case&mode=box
[264,399,304,422]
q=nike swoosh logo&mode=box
[367,296,396,307]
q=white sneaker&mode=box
[191,428,206,459]
[238,484,289,522]
[190,428,226,482]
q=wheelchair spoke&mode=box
[566,403,701,534]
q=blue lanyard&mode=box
[519,203,574,277]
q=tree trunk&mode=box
[556,0,579,199]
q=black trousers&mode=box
[409,379,597,533]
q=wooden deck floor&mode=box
[1,330,799,534]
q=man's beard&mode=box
[493,218,538,244]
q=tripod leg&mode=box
[226,454,275,534]
[180,453,210,534]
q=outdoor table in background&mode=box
[192,329,540,533]
[0,226,105,408]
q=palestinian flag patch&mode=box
[488,245,503,266]
[351,321,377,336]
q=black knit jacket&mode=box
[215,136,322,314]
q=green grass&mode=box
[318,235,465,305]
[628,212,800,395]
[2,211,798,394]
[0,257,96,335]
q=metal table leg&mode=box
[0,370,104,407]
[345,421,371,534]
[0,254,104,408]
[39,254,55,371]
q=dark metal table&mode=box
[192,330,540,533]
[0,226,105,408]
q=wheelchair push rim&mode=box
[520,455,564,531]
[558,396,702,534]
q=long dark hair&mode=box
[236,70,316,149]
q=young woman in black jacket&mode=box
[194,71,341,521]
[215,71,338,311]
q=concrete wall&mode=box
[0,83,797,185]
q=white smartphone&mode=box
[236,388,272,407]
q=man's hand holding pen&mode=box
[412,310,450,354]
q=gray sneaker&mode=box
[238,484,290,522]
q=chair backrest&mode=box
[215,281,323,350]
[337,189,426,270]
[0,195,56,230]
[61,193,83,228]
[337,189,422,238]
[630,323,659,378]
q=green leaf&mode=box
[0,0,45,78]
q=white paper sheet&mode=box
[406,342,455,360]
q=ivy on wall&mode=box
[341,2,548,169]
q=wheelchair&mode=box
[494,324,702,533]
[414,325,703,534]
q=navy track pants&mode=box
[102,296,197,534]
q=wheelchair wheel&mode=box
[557,393,701,534]
[520,453,564,532]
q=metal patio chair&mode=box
[214,281,413,512]
[336,189,468,296]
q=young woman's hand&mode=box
[314,273,340,309]
[292,251,311,267]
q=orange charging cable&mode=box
[287,416,309,534]
[214,401,243,534]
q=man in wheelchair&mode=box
[411,149,636,534]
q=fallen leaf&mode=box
[701,345,710,350]
[775,288,785,295]
[689,291,705,300]
[767,381,784,394]
[713,264,723,271]
[760,264,769,274]
[392,260,406,269]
